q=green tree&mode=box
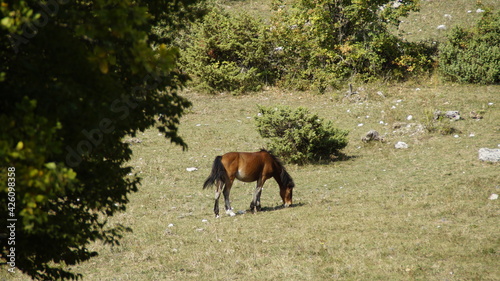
[0,0,201,279]
[179,7,275,94]
[270,0,434,91]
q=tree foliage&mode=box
[270,0,434,92]
[0,0,201,279]
[179,7,276,94]
[179,0,436,94]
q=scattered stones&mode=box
[478,148,500,162]
[434,110,462,121]
[361,130,384,142]
[392,122,425,137]
[395,141,408,149]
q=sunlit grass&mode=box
[52,84,500,280]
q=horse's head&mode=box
[280,184,293,207]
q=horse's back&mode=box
[220,150,274,182]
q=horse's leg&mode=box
[213,181,224,218]
[250,179,264,213]
[223,179,236,216]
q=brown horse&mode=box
[203,149,295,217]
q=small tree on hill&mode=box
[179,7,276,94]
[270,0,434,91]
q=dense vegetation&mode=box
[180,0,437,93]
[179,0,499,94]
[0,0,201,279]
[439,10,500,84]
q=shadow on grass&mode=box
[258,202,306,213]
[310,152,358,166]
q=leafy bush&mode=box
[179,8,275,94]
[255,105,349,164]
[269,0,435,92]
[439,10,500,84]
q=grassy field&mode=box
[5,83,498,280]
[2,1,499,280]
[76,83,499,280]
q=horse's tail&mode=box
[203,156,226,189]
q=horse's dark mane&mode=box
[260,149,295,188]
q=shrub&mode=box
[255,105,349,164]
[269,0,435,92]
[439,10,500,84]
[179,8,275,94]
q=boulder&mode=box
[395,141,408,149]
[362,130,384,142]
[434,110,461,121]
[478,148,500,162]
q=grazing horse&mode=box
[203,149,295,217]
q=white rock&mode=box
[437,25,447,30]
[479,148,500,162]
[488,194,498,200]
[476,8,485,13]
[168,223,174,227]
[395,141,408,149]
[186,167,198,172]
[407,115,413,121]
